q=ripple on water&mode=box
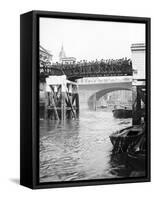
[40,110,132,182]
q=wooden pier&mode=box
[40,75,79,120]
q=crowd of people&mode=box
[40,58,132,76]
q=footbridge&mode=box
[39,57,132,114]
[40,59,132,81]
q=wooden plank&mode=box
[75,93,79,117]
[61,92,66,121]
[50,90,60,120]
[66,92,76,119]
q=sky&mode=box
[40,17,145,62]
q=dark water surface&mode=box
[39,110,142,183]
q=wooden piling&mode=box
[132,85,142,125]
[75,93,79,117]
[49,90,60,120]
[45,75,79,121]
[61,92,66,121]
[44,92,48,119]
[67,92,76,119]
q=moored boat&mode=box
[109,126,143,153]
[99,105,107,109]
[112,108,132,118]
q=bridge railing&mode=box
[40,59,132,80]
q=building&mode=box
[59,45,76,64]
[131,43,145,83]
[131,43,146,125]
[40,45,53,65]
[39,45,53,98]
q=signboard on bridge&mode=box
[77,76,132,85]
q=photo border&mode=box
[31,11,151,189]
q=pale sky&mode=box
[40,17,145,62]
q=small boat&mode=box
[109,126,143,153]
[112,108,132,118]
[100,105,107,109]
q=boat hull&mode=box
[127,151,146,171]
[112,109,132,118]
[109,126,143,153]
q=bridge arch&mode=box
[88,87,131,110]
[78,81,132,111]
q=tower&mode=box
[59,44,66,62]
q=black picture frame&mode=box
[20,10,151,189]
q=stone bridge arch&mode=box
[88,87,131,110]
[78,82,132,111]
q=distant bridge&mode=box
[78,77,132,110]
[40,59,132,81]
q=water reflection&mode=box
[40,110,134,182]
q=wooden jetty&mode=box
[40,75,79,120]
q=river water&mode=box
[39,109,139,182]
